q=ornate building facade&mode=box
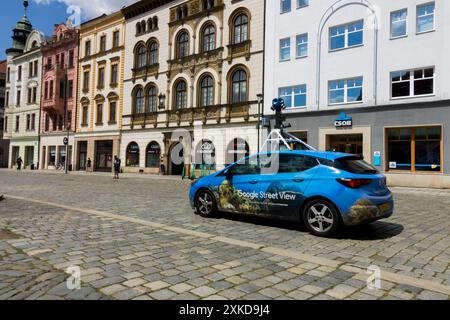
[74,12,126,172]
[40,23,78,170]
[121,0,264,175]
[4,1,44,169]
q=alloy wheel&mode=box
[307,203,334,233]
[197,191,214,215]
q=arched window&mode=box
[202,24,215,52]
[200,75,214,107]
[177,31,189,59]
[141,21,146,33]
[195,139,216,169]
[147,18,153,31]
[231,69,247,103]
[146,141,161,168]
[31,40,37,48]
[148,41,159,65]
[233,14,248,44]
[136,23,141,35]
[226,138,250,165]
[153,17,158,29]
[134,88,145,114]
[135,44,147,68]
[126,142,140,167]
[174,79,187,109]
[146,86,158,113]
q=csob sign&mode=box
[334,112,353,128]
[63,137,69,145]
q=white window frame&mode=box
[416,2,435,34]
[390,67,435,99]
[328,77,363,105]
[280,0,291,14]
[295,33,308,58]
[279,37,291,61]
[297,0,309,9]
[329,19,364,51]
[390,9,408,39]
[278,84,307,109]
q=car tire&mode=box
[195,189,217,217]
[303,199,341,237]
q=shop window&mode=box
[195,140,216,170]
[49,146,56,166]
[226,138,250,165]
[126,142,140,167]
[387,126,441,172]
[145,141,160,168]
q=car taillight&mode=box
[337,178,372,188]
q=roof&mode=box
[0,60,6,74]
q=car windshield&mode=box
[334,156,379,174]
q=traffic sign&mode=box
[63,137,69,145]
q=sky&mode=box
[0,0,139,61]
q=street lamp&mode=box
[256,93,264,153]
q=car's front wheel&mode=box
[303,199,341,237]
[195,190,217,217]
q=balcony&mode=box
[130,112,158,128]
[132,64,160,82]
[168,48,223,71]
[169,0,224,26]
[227,40,252,63]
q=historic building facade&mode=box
[74,12,125,172]
[265,0,449,188]
[4,2,44,169]
[0,60,8,167]
[120,0,264,175]
[40,23,78,170]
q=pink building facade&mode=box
[40,23,78,170]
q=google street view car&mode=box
[189,98,394,237]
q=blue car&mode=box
[189,150,394,237]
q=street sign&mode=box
[63,137,69,145]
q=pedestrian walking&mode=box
[86,158,92,172]
[16,157,23,171]
[113,156,121,180]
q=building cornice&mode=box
[121,0,174,20]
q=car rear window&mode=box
[334,156,379,174]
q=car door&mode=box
[257,154,319,220]
[217,155,263,215]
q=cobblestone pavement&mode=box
[0,170,448,300]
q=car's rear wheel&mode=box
[195,190,217,217]
[303,199,341,237]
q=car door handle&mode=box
[249,180,258,184]
[293,178,304,183]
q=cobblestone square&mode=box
[0,171,449,300]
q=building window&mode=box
[136,44,147,68]
[233,14,248,44]
[98,67,105,88]
[58,114,63,130]
[330,20,364,51]
[417,2,435,33]
[281,0,291,13]
[391,67,434,98]
[202,0,215,10]
[134,88,145,114]
[387,126,441,172]
[231,69,247,104]
[85,40,91,57]
[391,9,407,38]
[4,116,7,132]
[67,111,72,130]
[15,115,19,132]
[6,91,9,106]
[26,114,30,130]
[18,66,22,81]
[83,71,90,91]
[279,37,291,61]
[174,80,187,109]
[52,114,57,131]
[109,101,116,123]
[82,106,88,126]
[17,90,21,105]
[60,80,64,98]
[60,53,65,68]
[68,50,74,67]
[148,41,158,65]
[297,0,309,8]
[296,33,308,58]
[126,142,140,167]
[113,31,120,48]
[68,80,73,98]
[49,146,56,166]
[100,35,106,52]
[29,62,33,77]
[7,67,10,82]
[31,113,35,131]
[96,104,103,125]
[28,88,32,104]
[177,31,189,59]
[146,86,157,113]
[200,75,214,107]
[32,87,37,103]
[329,77,363,104]
[279,85,307,108]
[111,64,118,85]
[145,141,161,168]
[202,24,215,52]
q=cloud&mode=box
[32,0,139,19]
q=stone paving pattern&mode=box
[0,171,449,300]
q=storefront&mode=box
[271,101,449,188]
[73,135,120,172]
[8,139,39,169]
[40,134,74,170]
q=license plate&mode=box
[379,203,391,213]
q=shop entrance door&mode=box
[78,141,87,170]
[95,140,113,172]
[169,142,184,175]
[11,146,19,168]
[328,134,363,156]
[25,146,34,168]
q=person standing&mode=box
[16,157,23,171]
[86,158,92,172]
[113,156,121,180]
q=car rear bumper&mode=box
[341,195,394,226]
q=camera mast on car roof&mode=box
[260,98,316,152]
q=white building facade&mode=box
[120,0,264,175]
[265,0,449,188]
